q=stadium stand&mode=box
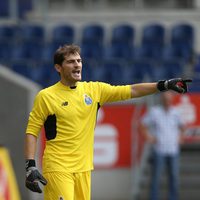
[40,42,58,62]
[17,0,33,19]
[141,23,165,47]
[104,43,134,59]
[18,24,45,43]
[159,59,184,78]
[52,24,75,45]
[81,42,104,60]
[0,0,9,17]
[11,61,30,78]
[130,60,156,82]
[81,24,105,44]
[162,44,192,62]
[11,43,30,62]
[27,61,52,87]
[111,24,135,46]
[133,44,162,62]
[0,22,196,87]
[100,59,126,84]
[0,25,19,42]
[170,23,194,51]
[0,41,12,65]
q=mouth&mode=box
[72,69,81,78]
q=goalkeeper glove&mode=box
[25,159,47,193]
[157,78,192,93]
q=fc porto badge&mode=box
[84,94,92,105]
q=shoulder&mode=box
[36,83,57,99]
[38,86,52,95]
[79,81,107,89]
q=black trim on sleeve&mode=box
[97,102,100,111]
[44,114,57,140]
[94,102,101,128]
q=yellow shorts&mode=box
[43,171,91,200]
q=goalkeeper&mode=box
[25,44,191,200]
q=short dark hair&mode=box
[54,44,81,65]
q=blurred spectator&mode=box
[141,91,185,200]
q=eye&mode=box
[66,60,73,64]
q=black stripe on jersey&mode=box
[95,102,101,128]
[97,102,100,111]
[44,114,57,140]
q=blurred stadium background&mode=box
[0,0,200,200]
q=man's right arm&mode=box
[25,133,47,193]
[25,134,37,160]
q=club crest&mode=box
[84,94,92,105]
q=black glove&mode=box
[157,78,192,93]
[25,159,47,193]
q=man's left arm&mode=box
[131,82,157,98]
[130,78,192,98]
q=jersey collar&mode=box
[57,81,79,91]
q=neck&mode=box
[60,79,77,88]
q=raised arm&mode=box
[131,82,157,98]
[131,78,192,98]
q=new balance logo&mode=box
[61,101,68,106]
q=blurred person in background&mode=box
[24,44,191,200]
[141,91,186,200]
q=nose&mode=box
[74,60,80,65]
[74,60,82,68]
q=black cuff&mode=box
[26,159,36,170]
[157,80,167,92]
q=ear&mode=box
[54,64,61,73]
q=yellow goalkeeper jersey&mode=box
[26,81,131,173]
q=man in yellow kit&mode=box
[24,44,191,200]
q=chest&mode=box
[50,91,97,120]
